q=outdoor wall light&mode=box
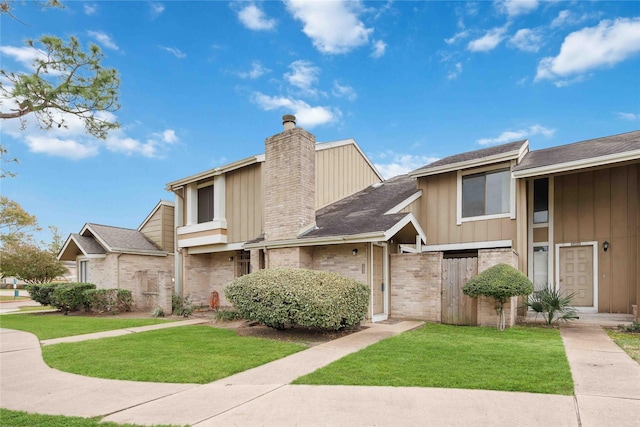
[229,256,234,262]
[352,248,358,255]
[603,241,609,252]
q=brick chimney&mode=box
[263,115,316,242]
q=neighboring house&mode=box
[58,200,175,311]
[408,130,640,325]
[166,115,425,321]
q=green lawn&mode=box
[43,326,305,384]
[0,409,177,427]
[0,295,30,301]
[606,330,640,363]
[294,323,574,395]
[0,313,175,340]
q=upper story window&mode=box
[461,168,510,218]
[197,184,214,223]
[533,177,549,224]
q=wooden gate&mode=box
[441,257,478,325]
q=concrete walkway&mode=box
[0,318,638,427]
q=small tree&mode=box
[463,263,534,331]
[0,196,40,247]
[0,241,67,284]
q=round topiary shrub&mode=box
[224,268,369,331]
[462,263,534,330]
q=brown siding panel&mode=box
[554,163,639,314]
[315,144,380,208]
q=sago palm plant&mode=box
[525,287,579,326]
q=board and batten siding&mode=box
[553,162,639,314]
[417,171,517,245]
[225,163,264,243]
[139,203,174,252]
[315,143,381,208]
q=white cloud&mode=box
[84,4,97,15]
[615,112,639,121]
[150,2,165,18]
[550,10,597,29]
[332,81,357,101]
[239,61,270,79]
[0,45,48,69]
[160,46,186,58]
[495,0,538,18]
[509,28,543,52]
[447,62,463,80]
[535,18,640,84]
[252,92,340,128]
[445,30,469,45]
[284,0,373,54]
[467,26,508,52]
[236,3,276,31]
[87,31,119,51]
[161,129,178,143]
[477,125,555,146]
[371,40,386,58]
[373,151,440,179]
[24,135,99,160]
[285,60,320,95]
[0,99,177,160]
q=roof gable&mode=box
[81,223,165,254]
[410,140,528,177]
[302,174,424,240]
[512,130,640,177]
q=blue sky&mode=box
[1,0,639,244]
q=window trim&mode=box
[456,162,516,225]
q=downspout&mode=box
[116,251,123,289]
[173,186,185,295]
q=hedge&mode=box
[225,268,369,330]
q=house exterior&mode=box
[58,200,175,311]
[166,115,425,321]
[408,130,640,324]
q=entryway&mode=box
[557,243,597,311]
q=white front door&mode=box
[372,244,388,322]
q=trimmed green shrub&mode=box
[25,282,61,306]
[463,264,534,330]
[225,268,369,330]
[84,289,133,314]
[172,294,193,317]
[115,289,133,312]
[215,308,243,322]
[51,282,96,315]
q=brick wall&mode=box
[266,247,313,269]
[390,252,442,321]
[183,251,235,308]
[263,126,316,241]
[312,244,368,283]
[85,253,173,311]
[476,248,519,327]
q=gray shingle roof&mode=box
[411,140,527,176]
[84,223,164,253]
[302,175,419,238]
[71,233,106,255]
[513,130,640,172]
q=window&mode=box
[532,245,548,291]
[79,260,88,282]
[533,178,549,224]
[236,251,250,277]
[462,169,510,218]
[197,185,214,223]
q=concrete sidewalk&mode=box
[1,319,638,426]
